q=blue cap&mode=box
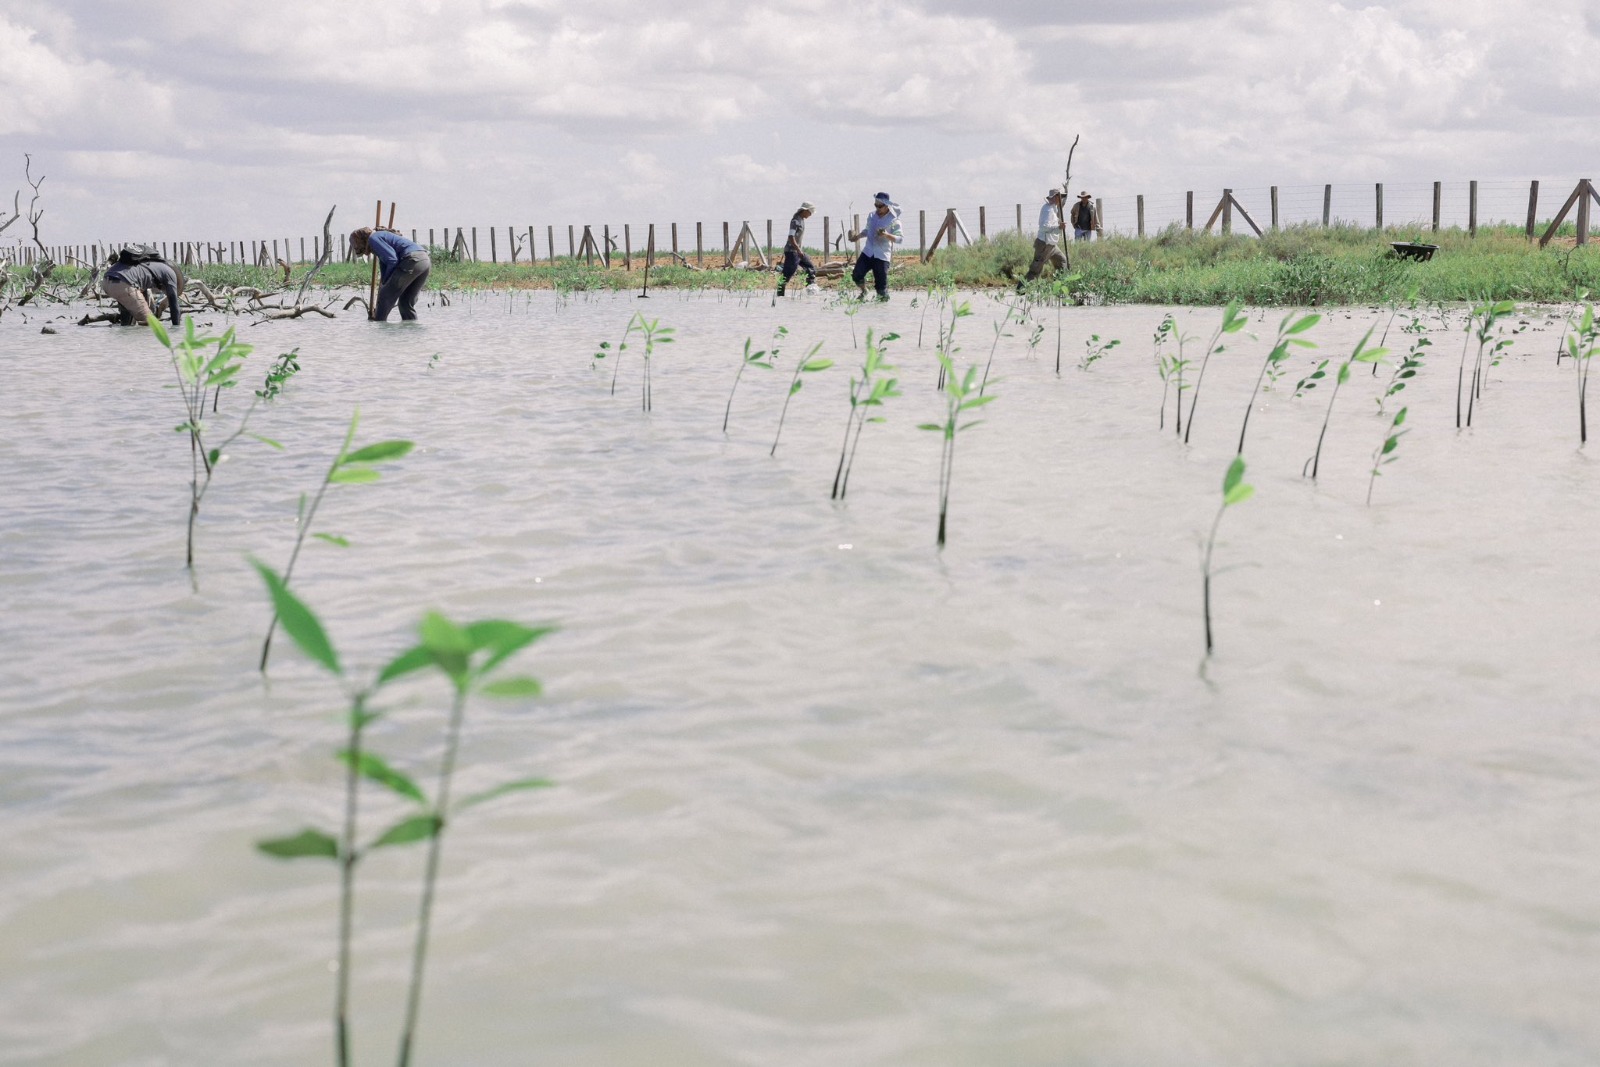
[873,191,893,205]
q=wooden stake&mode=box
[368,199,381,319]
[1432,182,1442,232]
[1526,181,1539,240]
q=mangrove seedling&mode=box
[605,313,639,394]
[259,409,413,672]
[723,337,774,433]
[1152,314,1177,429]
[256,347,302,402]
[831,328,901,500]
[1465,298,1515,427]
[634,316,675,412]
[1566,303,1599,443]
[919,352,996,548]
[1202,456,1254,657]
[1079,333,1122,371]
[1366,407,1408,505]
[1378,317,1431,415]
[935,299,973,391]
[1183,298,1248,444]
[769,342,832,456]
[1167,325,1197,438]
[1303,325,1387,480]
[151,315,279,582]
[1237,312,1319,454]
[252,566,553,1067]
[979,299,1017,396]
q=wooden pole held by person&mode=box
[368,200,381,319]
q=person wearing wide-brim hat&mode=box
[1071,191,1100,242]
[1022,187,1069,287]
[778,201,818,296]
[846,191,903,300]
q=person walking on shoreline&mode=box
[1020,187,1068,289]
[777,201,818,297]
[847,192,903,301]
[351,227,432,321]
[1071,192,1100,241]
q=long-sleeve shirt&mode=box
[367,231,424,284]
[105,260,182,324]
[1036,201,1063,243]
[861,209,903,261]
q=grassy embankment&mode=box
[42,223,1600,306]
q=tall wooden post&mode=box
[1322,185,1332,227]
[1186,191,1194,229]
[1578,184,1592,246]
[919,209,926,258]
[367,200,381,319]
[1432,182,1442,232]
[979,205,987,238]
[568,225,575,260]
[1270,186,1279,230]
[547,226,554,264]
[671,222,679,257]
[822,217,829,265]
[1376,183,1384,231]
[489,226,497,263]
[1136,195,1144,237]
[471,226,478,261]
[1016,203,1022,231]
[766,219,773,259]
[1526,181,1539,239]
[696,221,703,266]
[602,224,610,268]
[1469,180,1479,237]
[1222,189,1234,236]
[722,221,730,260]
[624,224,632,270]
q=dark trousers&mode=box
[851,253,888,298]
[375,251,431,321]
[1024,238,1067,281]
[780,246,815,287]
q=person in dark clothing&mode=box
[777,201,817,297]
[351,227,431,321]
[103,258,182,326]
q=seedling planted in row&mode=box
[831,329,901,500]
[1202,456,1254,657]
[919,352,996,548]
[769,342,832,456]
[1237,312,1319,454]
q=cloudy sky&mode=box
[3,0,1597,248]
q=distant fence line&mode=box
[7,177,1598,272]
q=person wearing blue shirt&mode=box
[847,191,903,301]
[351,227,432,321]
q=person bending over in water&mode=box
[102,250,182,327]
[351,227,432,321]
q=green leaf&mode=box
[1223,483,1255,507]
[248,433,284,450]
[1393,407,1409,426]
[917,422,945,432]
[257,828,339,860]
[789,381,804,396]
[339,750,426,804]
[250,559,340,675]
[1337,363,1352,385]
[148,316,172,347]
[376,644,432,686]
[341,440,414,465]
[1222,456,1247,496]
[328,467,381,484]
[1286,313,1320,335]
[458,777,555,811]
[802,359,834,372]
[479,676,543,698]
[465,620,555,676]
[370,814,440,849]
[312,533,350,547]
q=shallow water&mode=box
[2,287,1598,1066]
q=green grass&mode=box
[38,224,1600,306]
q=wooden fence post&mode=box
[1136,195,1144,237]
[1432,182,1442,232]
[568,225,575,260]
[696,221,703,266]
[822,217,829,265]
[1016,203,1022,231]
[546,225,554,264]
[470,227,478,261]
[1270,186,1279,230]
[489,226,497,263]
[1376,183,1384,231]
[766,219,773,259]
[919,210,926,258]
[671,222,678,258]
[1186,191,1194,229]
[624,224,631,270]
[1095,199,1104,238]
[979,205,987,238]
[1222,190,1233,236]
[1526,181,1539,239]
[1578,182,1592,246]
[1469,180,1478,237]
[1322,185,1332,227]
[722,221,730,260]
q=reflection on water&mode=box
[2,291,1598,1065]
